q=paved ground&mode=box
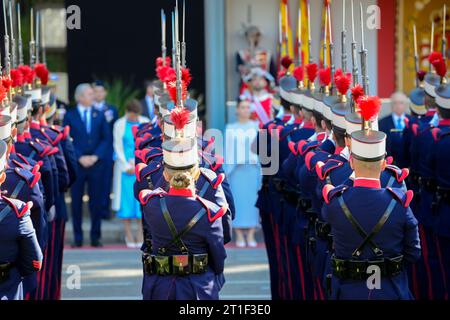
[61,245,271,300]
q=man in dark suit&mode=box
[93,81,119,220]
[378,92,411,168]
[63,83,112,247]
[140,80,158,122]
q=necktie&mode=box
[84,109,90,134]
[396,118,403,130]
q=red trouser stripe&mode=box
[296,245,306,299]
[419,225,434,300]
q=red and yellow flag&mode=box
[319,0,332,67]
[279,0,295,70]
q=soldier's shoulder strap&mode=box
[431,127,450,142]
[13,167,41,189]
[386,187,414,208]
[322,184,349,205]
[1,195,31,218]
[195,195,228,223]
[297,139,320,157]
[199,167,225,189]
[316,159,346,181]
[384,165,409,184]
[40,126,63,146]
[29,139,52,158]
[305,150,332,172]
[136,162,163,182]
[139,188,167,205]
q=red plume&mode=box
[428,51,443,64]
[281,55,294,70]
[432,58,447,78]
[156,56,171,67]
[170,107,190,130]
[319,67,331,86]
[334,68,343,79]
[351,85,364,103]
[181,68,192,86]
[1,77,12,91]
[306,63,318,82]
[293,66,304,82]
[34,63,49,85]
[10,69,24,87]
[19,65,35,84]
[358,95,381,122]
[167,81,188,104]
[0,84,6,101]
[417,70,426,82]
[163,68,176,83]
[335,72,352,96]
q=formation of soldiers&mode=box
[0,3,77,300]
[255,1,449,300]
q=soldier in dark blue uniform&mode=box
[0,139,43,300]
[410,54,447,299]
[140,130,227,299]
[40,92,78,300]
[0,105,45,300]
[322,96,421,299]
[428,81,450,298]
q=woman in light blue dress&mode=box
[224,99,261,247]
[112,100,149,248]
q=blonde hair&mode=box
[164,165,200,190]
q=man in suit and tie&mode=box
[379,92,411,168]
[140,80,158,123]
[93,81,119,220]
[63,83,112,247]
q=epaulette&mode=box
[1,195,32,218]
[40,126,63,146]
[387,188,414,208]
[322,184,349,205]
[49,125,70,141]
[280,126,299,141]
[139,188,167,205]
[305,150,332,172]
[316,132,327,142]
[430,128,450,142]
[267,123,284,139]
[201,152,223,172]
[299,140,320,157]
[199,167,225,190]
[14,167,41,188]
[136,161,163,183]
[135,133,154,150]
[196,196,228,223]
[404,117,410,129]
[135,147,163,164]
[29,139,52,158]
[15,153,42,168]
[385,165,409,183]
[316,159,345,181]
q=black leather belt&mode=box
[331,255,404,280]
[436,187,450,206]
[0,262,13,283]
[142,253,208,276]
[418,177,437,192]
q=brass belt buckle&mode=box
[172,255,190,276]
[192,254,208,274]
[154,256,170,275]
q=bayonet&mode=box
[341,0,347,71]
[30,8,36,68]
[350,0,359,87]
[161,9,166,66]
[413,24,420,87]
[328,4,335,94]
[17,2,23,66]
[3,0,10,76]
[359,3,369,95]
[36,10,40,64]
[181,0,186,68]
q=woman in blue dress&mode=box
[224,99,261,247]
[112,100,149,248]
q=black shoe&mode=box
[91,240,103,248]
[71,241,83,248]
